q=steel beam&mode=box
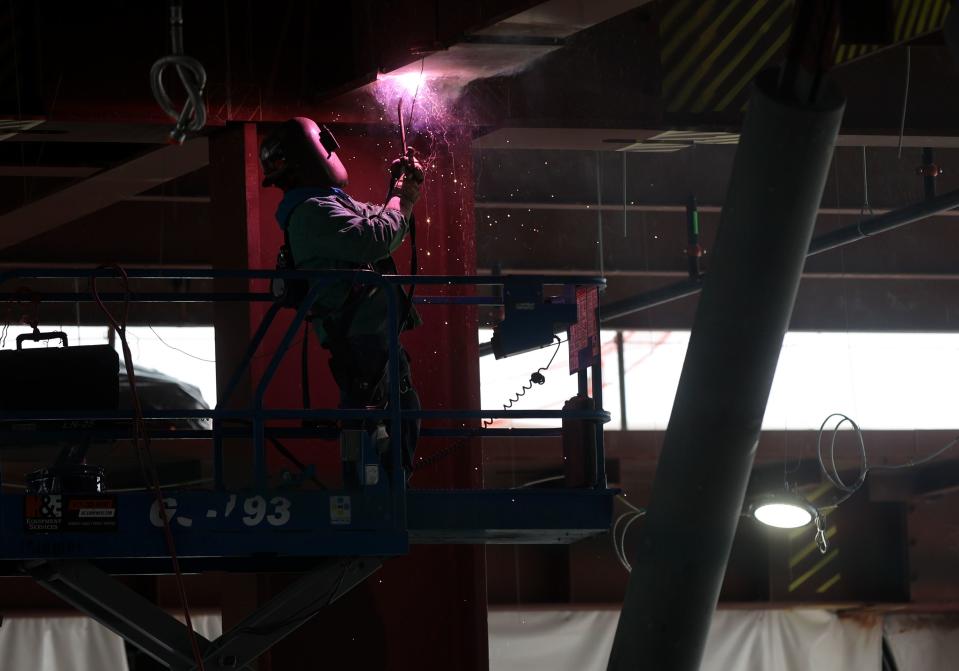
[0,166,99,177]
[600,186,959,323]
[606,67,844,671]
[197,558,380,671]
[26,558,379,671]
[474,201,959,218]
[26,560,217,671]
[473,127,959,151]
[0,139,208,250]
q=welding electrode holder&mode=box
[387,148,422,199]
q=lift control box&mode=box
[490,279,577,359]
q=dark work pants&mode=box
[334,333,420,472]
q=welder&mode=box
[259,117,424,479]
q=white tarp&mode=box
[0,613,222,671]
[0,616,128,671]
[489,608,882,671]
[885,614,959,669]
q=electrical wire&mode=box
[482,336,563,430]
[616,493,644,514]
[147,324,304,362]
[416,337,567,472]
[860,146,873,217]
[90,264,206,671]
[148,325,216,362]
[512,474,564,489]
[872,436,959,471]
[150,1,207,144]
[817,412,959,510]
[231,562,350,637]
[817,413,867,508]
[611,495,646,573]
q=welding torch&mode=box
[385,99,422,204]
[381,99,421,324]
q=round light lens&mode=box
[753,502,814,529]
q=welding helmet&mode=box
[260,117,348,189]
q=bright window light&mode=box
[480,329,959,430]
[479,329,622,429]
[2,325,217,406]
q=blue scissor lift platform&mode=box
[0,268,615,670]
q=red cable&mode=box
[91,264,206,671]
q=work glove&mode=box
[393,153,425,204]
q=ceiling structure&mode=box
[2,0,959,616]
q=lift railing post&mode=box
[591,327,606,488]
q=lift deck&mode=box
[0,268,615,671]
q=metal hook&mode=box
[815,514,828,554]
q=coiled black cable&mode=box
[481,336,562,430]
[414,337,564,472]
[150,1,207,144]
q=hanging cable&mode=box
[148,325,216,362]
[611,494,646,572]
[595,152,605,279]
[150,0,207,144]
[897,46,911,159]
[513,474,564,489]
[482,336,563,430]
[817,412,959,510]
[817,413,869,508]
[90,265,206,671]
[860,146,873,217]
[415,337,567,472]
[148,323,303,363]
[417,285,573,474]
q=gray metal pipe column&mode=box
[607,68,844,671]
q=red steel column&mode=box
[210,122,277,671]
[237,122,486,670]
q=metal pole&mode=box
[591,337,606,488]
[601,186,959,323]
[615,331,627,431]
[607,67,844,671]
[922,147,936,201]
[686,195,701,279]
[806,185,959,255]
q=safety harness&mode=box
[274,194,415,418]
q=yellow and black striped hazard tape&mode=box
[837,0,951,65]
[660,0,952,115]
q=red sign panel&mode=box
[568,287,599,374]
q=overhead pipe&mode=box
[476,176,959,355]
[601,184,959,323]
[606,66,845,671]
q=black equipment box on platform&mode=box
[0,344,119,415]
